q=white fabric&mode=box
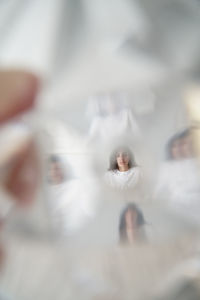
[89,108,140,142]
[155,158,200,223]
[105,166,141,190]
[47,179,97,235]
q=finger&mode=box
[4,139,40,207]
[0,70,39,124]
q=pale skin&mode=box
[179,136,194,158]
[125,209,138,244]
[171,136,194,160]
[116,151,130,172]
[171,140,181,160]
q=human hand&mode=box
[0,70,40,206]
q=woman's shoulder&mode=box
[129,166,142,176]
[106,167,141,177]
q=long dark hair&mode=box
[119,203,146,244]
[108,146,136,171]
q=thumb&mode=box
[0,70,39,124]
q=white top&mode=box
[105,167,141,190]
[89,109,140,142]
[47,179,97,235]
[155,158,200,223]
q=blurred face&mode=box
[49,162,64,184]
[116,151,130,170]
[171,140,181,160]
[179,136,193,158]
[125,209,138,229]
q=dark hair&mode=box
[166,129,191,160]
[108,146,136,170]
[119,203,146,244]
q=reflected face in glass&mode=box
[179,136,193,158]
[125,209,138,229]
[49,162,64,185]
[171,140,181,160]
[116,151,130,170]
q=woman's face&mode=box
[171,140,181,160]
[179,136,193,158]
[116,151,130,169]
[49,162,64,184]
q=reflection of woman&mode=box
[47,155,66,185]
[47,155,96,236]
[119,203,146,245]
[105,147,142,190]
[88,94,140,144]
[155,129,200,224]
[165,129,193,161]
